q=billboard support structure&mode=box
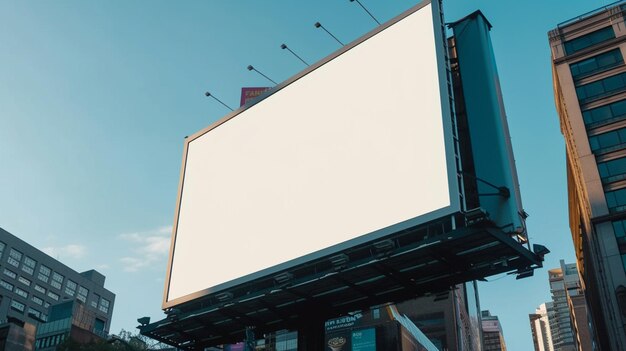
[139,1,546,349]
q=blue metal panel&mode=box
[452,12,525,232]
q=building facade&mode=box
[530,303,554,351]
[0,227,114,344]
[549,2,626,350]
[480,311,506,351]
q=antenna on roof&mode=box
[314,22,345,46]
[204,91,234,111]
[247,65,278,85]
[280,43,310,67]
[349,0,381,25]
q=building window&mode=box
[0,242,5,259]
[589,127,626,154]
[15,287,28,299]
[571,48,624,80]
[91,294,99,308]
[47,291,59,301]
[37,265,51,283]
[598,157,626,183]
[7,249,22,268]
[41,313,47,322]
[99,298,110,314]
[65,280,77,296]
[27,308,41,319]
[576,72,626,104]
[0,280,13,291]
[22,256,36,275]
[44,302,50,308]
[583,99,626,128]
[32,296,43,305]
[34,284,46,295]
[18,276,31,287]
[3,269,16,279]
[605,188,626,212]
[51,272,63,290]
[77,286,88,303]
[613,219,626,251]
[10,300,25,312]
[564,26,616,55]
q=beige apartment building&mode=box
[549,2,626,350]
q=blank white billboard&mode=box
[164,0,459,307]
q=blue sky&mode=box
[0,0,614,350]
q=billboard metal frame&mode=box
[163,0,460,309]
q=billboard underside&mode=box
[165,1,458,306]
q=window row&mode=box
[606,188,626,213]
[564,26,615,55]
[570,48,624,80]
[589,127,626,154]
[576,72,626,104]
[582,99,626,128]
[598,157,626,184]
[35,333,64,349]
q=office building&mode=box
[481,311,506,351]
[530,261,592,351]
[549,2,626,349]
[530,303,554,351]
[0,227,114,346]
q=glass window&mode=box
[28,308,40,318]
[22,256,36,275]
[598,157,626,183]
[99,298,110,314]
[32,296,43,306]
[588,127,626,154]
[605,188,626,212]
[3,269,16,279]
[0,242,5,258]
[15,287,28,299]
[51,272,63,290]
[7,249,22,267]
[41,313,47,322]
[565,26,616,54]
[582,99,626,128]
[77,286,88,303]
[38,265,51,283]
[34,285,46,295]
[0,280,13,291]
[10,300,25,312]
[65,280,77,296]
[571,49,624,80]
[18,276,31,286]
[91,293,99,308]
[47,291,59,301]
[576,72,626,104]
[44,302,50,308]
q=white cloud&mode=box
[119,226,172,272]
[42,244,87,260]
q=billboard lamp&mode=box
[205,91,234,111]
[273,272,293,284]
[280,43,310,66]
[215,292,234,302]
[314,21,345,46]
[373,239,395,253]
[247,65,278,85]
[349,0,381,25]
[329,253,349,267]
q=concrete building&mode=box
[529,303,554,351]
[0,227,114,346]
[549,2,626,350]
[530,261,592,351]
[547,262,577,351]
[480,311,506,351]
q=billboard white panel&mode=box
[165,1,459,307]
